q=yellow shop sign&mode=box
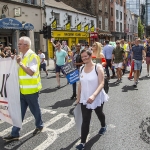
[52,31,89,38]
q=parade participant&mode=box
[3,36,43,142]
[112,40,125,82]
[76,49,108,150]
[70,44,83,100]
[38,49,49,78]
[103,40,116,79]
[91,42,106,67]
[132,38,145,87]
[61,41,70,52]
[0,48,6,58]
[145,38,150,77]
[120,39,129,75]
[55,41,68,88]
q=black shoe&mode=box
[70,94,76,100]
[3,135,19,142]
[56,85,60,89]
[33,127,43,136]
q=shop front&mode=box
[0,18,34,50]
[90,32,98,45]
[48,30,90,58]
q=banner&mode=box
[90,25,95,32]
[61,62,79,84]
[84,24,89,32]
[52,19,57,29]
[0,58,22,128]
[65,22,71,30]
[77,23,81,31]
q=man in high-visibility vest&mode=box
[3,36,43,142]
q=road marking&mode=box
[3,112,75,150]
[0,108,57,137]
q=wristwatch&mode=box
[19,62,23,66]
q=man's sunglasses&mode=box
[116,43,120,44]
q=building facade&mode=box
[45,0,96,58]
[145,0,150,37]
[0,0,45,53]
[110,0,126,41]
[61,0,112,43]
[126,9,138,41]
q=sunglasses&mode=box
[116,43,120,44]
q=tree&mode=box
[138,18,144,39]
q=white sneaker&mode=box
[136,80,139,84]
[147,74,149,77]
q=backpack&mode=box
[80,64,109,93]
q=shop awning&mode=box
[99,33,112,37]
[0,18,23,30]
[23,23,34,30]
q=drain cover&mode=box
[139,117,150,144]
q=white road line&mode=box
[0,108,57,137]
[4,113,75,150]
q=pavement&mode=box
[0,63,150,150]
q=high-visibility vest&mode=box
[121,44,128,57]
[19,51,42,94]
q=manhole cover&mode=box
[139,117,150,144]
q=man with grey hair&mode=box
[3,36,43,142]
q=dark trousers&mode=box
[72,82,76,94]
[81,103,105,143]
[105,59,115,77]
[11,92,43,137]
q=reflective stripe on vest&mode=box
[19,51,42,94]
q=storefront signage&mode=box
[0,18,22,29]
[65,22,71,30]
[90,32,98,38]
[77,23,81,31]
[84,24,89,32]
[52,31,89,38]
[14,7,21,17]
[51,19,57,29]
[90,26,95,32]
[23,23,34,30]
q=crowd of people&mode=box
[0,36,150,150]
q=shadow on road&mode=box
[109,81,120,87]
[141,76,150,80]
[122,85,138,92]
[85,134,101,150]
[48,99,74,109]
[60,138,80,150]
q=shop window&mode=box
[54,13,60,25]
[34,32,40,53]
[68,15,72,26]
[91,20,94,26]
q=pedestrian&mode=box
[132,38,146,87]
[103,40,116,79]
[145,38,150,77]
[91,42,106,67]
[3,36,43,142]
[112,40,126,82]
[0,47,6,58]
[70,44,83,100]
[38,49,49,78]
[120,39,129,75]
[76,49,108,150]
[61,41,70,52]
[55,41,68,88]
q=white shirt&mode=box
[20,49,38,73]
[38,53,46,64]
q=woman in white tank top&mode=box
[76,49,109,150]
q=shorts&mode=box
[146,57,150,64]
[134,60,142,70]
[40,63,46,71]
[114,62,123,69]
[56,64,65,74]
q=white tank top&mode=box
[80,64,109,109]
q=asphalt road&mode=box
[0,64,150,150]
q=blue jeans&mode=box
[11,92,43,137]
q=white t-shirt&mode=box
[38,53,46,64]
